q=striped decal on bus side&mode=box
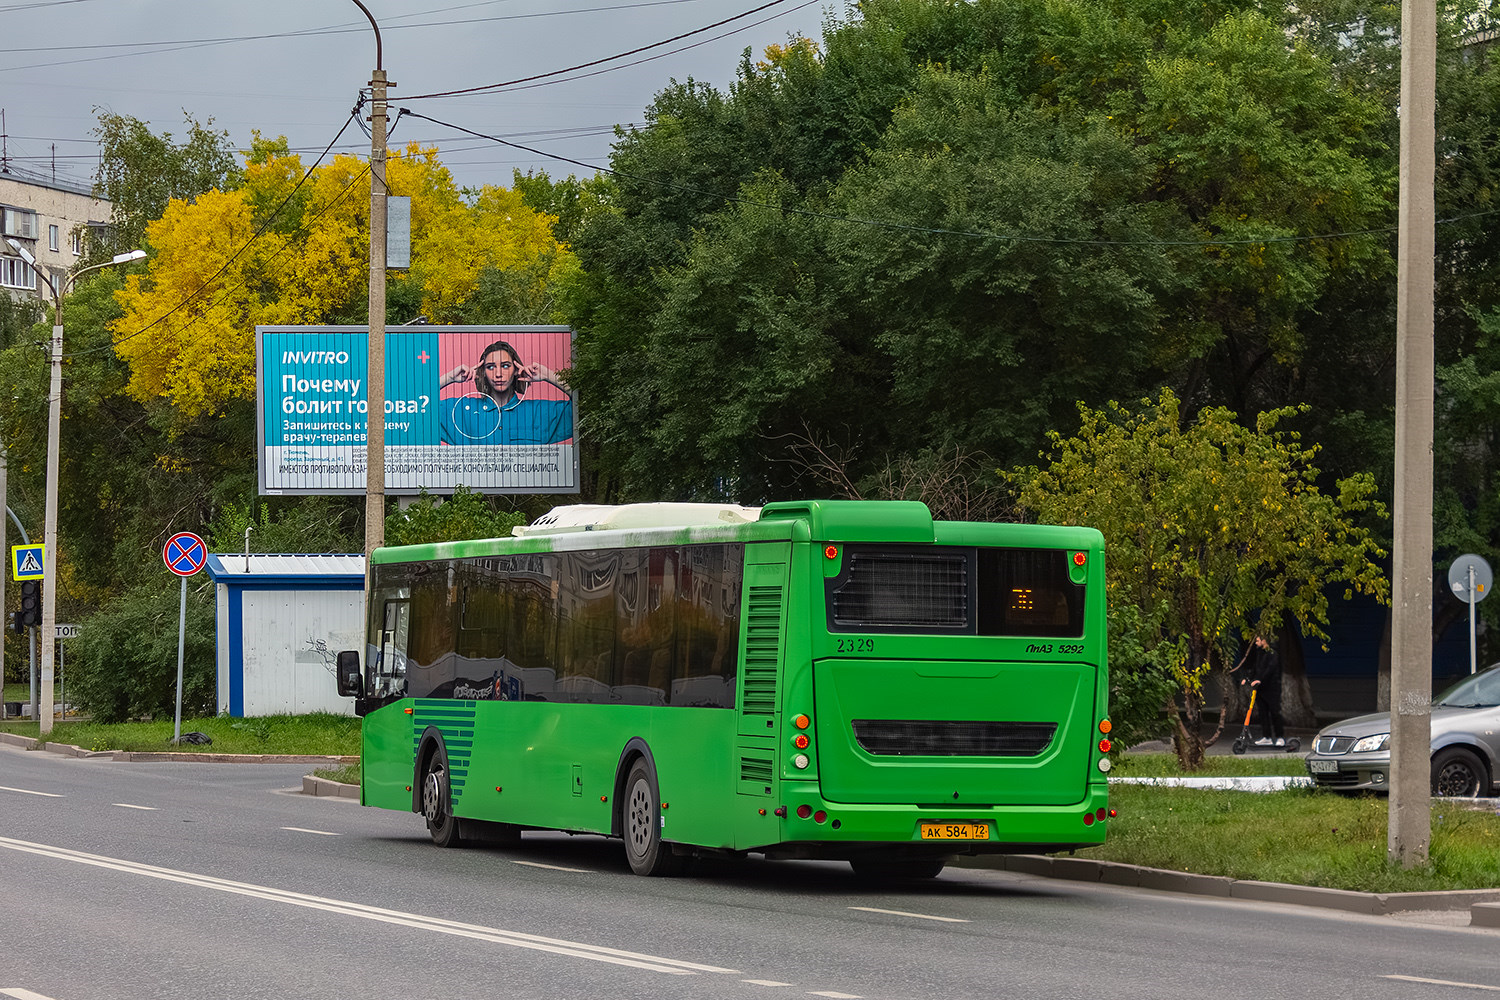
[412,699,478,803]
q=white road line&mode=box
[0,835,740,976]
[742,980,793,987]
[1,988,62,1000]
[280,827,339,836]
[1384,975,1500,992]
[509,859,593,873]
[808,992,863,998]
[847,906,969,923]
[0,786,62,798]
[113,803,157,811]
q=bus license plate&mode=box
[920,822,990,841]
[1308,759,1339,774]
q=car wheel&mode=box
[1431,747,1487,798]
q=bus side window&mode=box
[372,599,411,698]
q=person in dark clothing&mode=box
[1244,635,1285,746]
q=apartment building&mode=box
[0,170,110,302]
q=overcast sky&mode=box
[1,0,841,194]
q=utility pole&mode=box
[351,0,388,567]
[1389,0,1437,868]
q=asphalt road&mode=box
[2,744,1497,1000]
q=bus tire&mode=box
[623,758,684,876]
[421,744,465,848]
[849,857,947,880]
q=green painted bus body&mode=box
[354,500,1110,859]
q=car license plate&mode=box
[1308,759,1339,774]
[920,822,990,841]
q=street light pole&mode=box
[5,239,144,735]
[350,0,389,566]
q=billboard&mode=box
[257,325,578,495]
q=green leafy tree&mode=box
[1011,389,1389,769]
[384,487,528,546]
[90,111,238,262]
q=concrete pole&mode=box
[356,2,388,570]
[1,444,6,713]
[38,307,62,736]
[1389,0,1437,868]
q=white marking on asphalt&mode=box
[281,827,339,836]
[847,906,969,923]
[1,988,62,999]
[742,980,793,987]
[1383,975,1500,992]
[0,835,741,976]
[0,786,62,798]
[808,992,863,998]
[510,859,593,873]
[113,803,157,811]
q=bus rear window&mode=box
[827,546,1084,638]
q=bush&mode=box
[68,580,215,723]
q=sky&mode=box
[0,0,843,194]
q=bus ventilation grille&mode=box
[741,584,783,715]
[831,552,968,628]
[851,719,1057,757]
[739,754,774,786]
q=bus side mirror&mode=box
[336,650,363,698]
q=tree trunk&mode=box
[1171,687,1206,770]
[1278,622,1318,729]
[1377,608,1392,711]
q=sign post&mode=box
[1447,554,1493,675]
[163,532,208,743]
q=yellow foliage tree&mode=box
[111,141,576,421]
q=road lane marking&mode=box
[808,992,863,998]
[742,980,793,987]
[281,827,339,836]
[0,835,740,976]
[0,786,62,798]
[1,989,62,999]
[1384,975,1500,992]
[114,803,157,811]
[510,860,593,873]
[847,906,969,923]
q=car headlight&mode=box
[1351,733,1390,753]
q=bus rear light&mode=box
[1099,719,1112,734]
[1073,551,1087,566]
[793,754,810,769]
[759,809,767,816]
[774,807,787,817]
[813,810,827,824]
[1096,808,1107,822]
[824,545,839,560]
[1108,809,1117,818]
[1098,739,1112,753]
[796,805,812,819]
[1097,758,1112,773]
[1083,813,1095,826]
[794,714,810,730]
[794,734,809,749]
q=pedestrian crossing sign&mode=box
[11,544,44,581]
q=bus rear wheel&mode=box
[850,857,947,880]
[623,758,684,876]
[422,748,464,848]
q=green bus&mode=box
[336,499,1112,877]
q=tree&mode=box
[1011,389,1388,769]
[384,487,529,546]
[90,111,238,262]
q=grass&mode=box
[312,761,362,784]
[0,712,360,756]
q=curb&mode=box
[0,731,356,765]
[301,775,360,799]
[956,854,1500,924]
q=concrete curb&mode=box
[301,775,360,799]
[0,731,356,765]
[956,854,1500,922]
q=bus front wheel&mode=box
[623,758,684,876]
[422,747,464,848]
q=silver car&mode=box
[1304,663,1500,797]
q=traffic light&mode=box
[19,580,40,628]
[9,611,21,634]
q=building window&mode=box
[0,255,37,290]
[1,207,38,241]
[70,230,82,256]
[49,225,59,252]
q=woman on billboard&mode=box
[438,339,573,445]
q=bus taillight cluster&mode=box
[793,713,812,769]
